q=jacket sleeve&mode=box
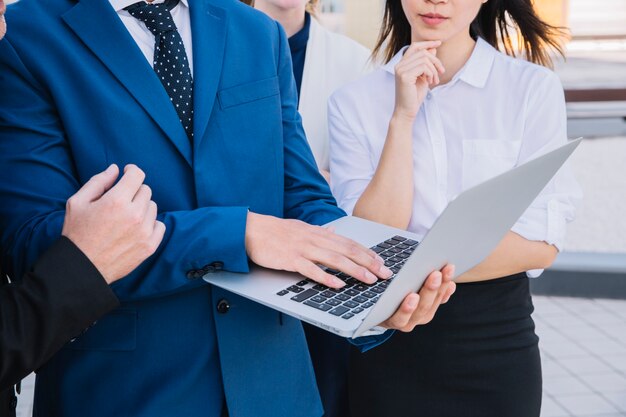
[0,37,252,302]
[0,237,119,391]
[273,21,346,227]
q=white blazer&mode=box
[298,17,372,171]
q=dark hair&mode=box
[372,0,567,68]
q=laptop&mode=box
[204,138,582,338]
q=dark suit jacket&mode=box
[0,0,347,415]
[0,237,119,415]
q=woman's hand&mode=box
[393,41,445,121]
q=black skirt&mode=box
[349,273,542,417]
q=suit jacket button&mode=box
[216,299,230,314]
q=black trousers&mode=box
[349,273,542,417]
[303,323,351,417]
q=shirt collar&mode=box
[382,37,496,89]
[110,0,189,13]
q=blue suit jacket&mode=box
[0,0,348,416]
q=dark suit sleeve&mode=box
[0,35,252,302]
[0,237,119,390]
[272,21,346,226]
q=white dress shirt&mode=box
[329,38,582,276]
[109,0,193,75]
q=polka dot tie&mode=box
[126,0,194,141]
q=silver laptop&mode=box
[204,139,582,338]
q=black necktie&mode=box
[126,0,194,141]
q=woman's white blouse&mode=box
[329,38,581,276]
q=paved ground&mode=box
[536,296,626,417]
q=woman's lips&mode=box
[420,13,448,26]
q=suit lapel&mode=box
[189,0,228,151]
[62,0,192,166]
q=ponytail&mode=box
[373,0,567,68]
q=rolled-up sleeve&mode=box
[512,71,582,275]
[328,93,375,214]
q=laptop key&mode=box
[304,300,332,312]
[291,289,319,302]
[372,246,386,254]
[353,296,368,304]
[384,260,395,267]
[343,300,359,309]
[377,242,392,249]
[390,266,401,274]
[311,295,327,303]
[342,313,355,320]
[392,235,407,242]
[296,280,309,286]
[313,284,327,291]
[334,294,350,301]
[398,252,411,259]
[371,286,385,294]
[405,239,418,246]
[287,285,305,293]
[321,290,336,298]
[389,247,402,253]
[362,291,376,299]
[354,284,369,292]
[396,243,409,249]
[329,306,350,316]
[276,290,289,296]
[362,301,374,308]
[352,307,364,314]
[325,299,341,307]
[345,289,359,297]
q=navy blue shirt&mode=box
[288,12,311,103]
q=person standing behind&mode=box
[240,2,373,415]
[242,0,371,182]
[329,0,581,416]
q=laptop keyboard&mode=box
[276,235,419,320]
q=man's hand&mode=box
[245,212,393,289]
[62,164,166,284]
[380,265,456,332]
